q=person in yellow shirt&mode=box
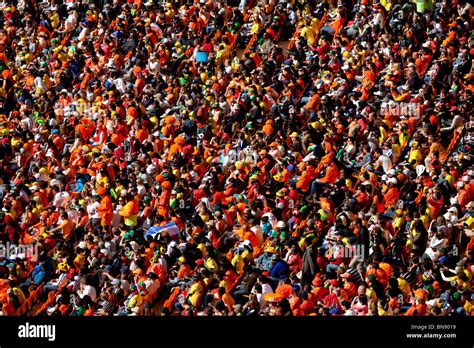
[250,18,262,35]
[441,265,472,292]
[188,280,204,307]
[204,255,218,272]
[215,43,229,68]
[408,141,423,166]
[380,0,393,12]
[311,17,321,35]
[300,21,317,47]
[231,250,244,273]
[398,279,411,302]
[441,166,455,187]
[464,294,474,315]
[392,209,406,232]
[49,10,60,29]
[126,285,144,312]
[391,85,411,102]
[9,282,26,306]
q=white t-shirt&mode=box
[78,284,97,302]
[261,283,273,295]
[377,155,392,174]
[52,191,70,207]
[87,201,100,219]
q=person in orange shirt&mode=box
[80,67,93,90]
[167,136,184,161]
[426,136,448,167]
[360,65,376,100]
[296,164,317,193]
[119,195,140,228]
[136,126,149,143]
[147,257,167,285]
[366,263,389,288]
[310,161,339,195]
[464,175,474,199]
[176,258,193,279]
[242,229,259,248]
[97,187,113,229]
[216,286,235,312]
[456,182,471,208]
[275,279,295,299]
[49,211,75,240]
[303,88,320,115]
[383,180,399,209]
[319,161,339,185]
[314,151,334,176]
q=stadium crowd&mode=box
[0,0,473,317]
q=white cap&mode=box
[78,241,87,249]
[462,175,470,182]
[457,181,464,188]
[277,221,286,228]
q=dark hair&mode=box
[279,298,291,314]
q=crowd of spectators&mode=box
[0,0,473,316]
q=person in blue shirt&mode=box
[268,255,290,288]
[19,262,50,297]
[261,216,272,237]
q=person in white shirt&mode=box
[77,277,97,302]
[251,283,265,307]
[86,195,101,229]
[63,9,78,33]
[256,275,273,296]
[52,187,71,208]
[374,148,392,174]
[143,272,160,295]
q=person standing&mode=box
[301,237,319,287]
